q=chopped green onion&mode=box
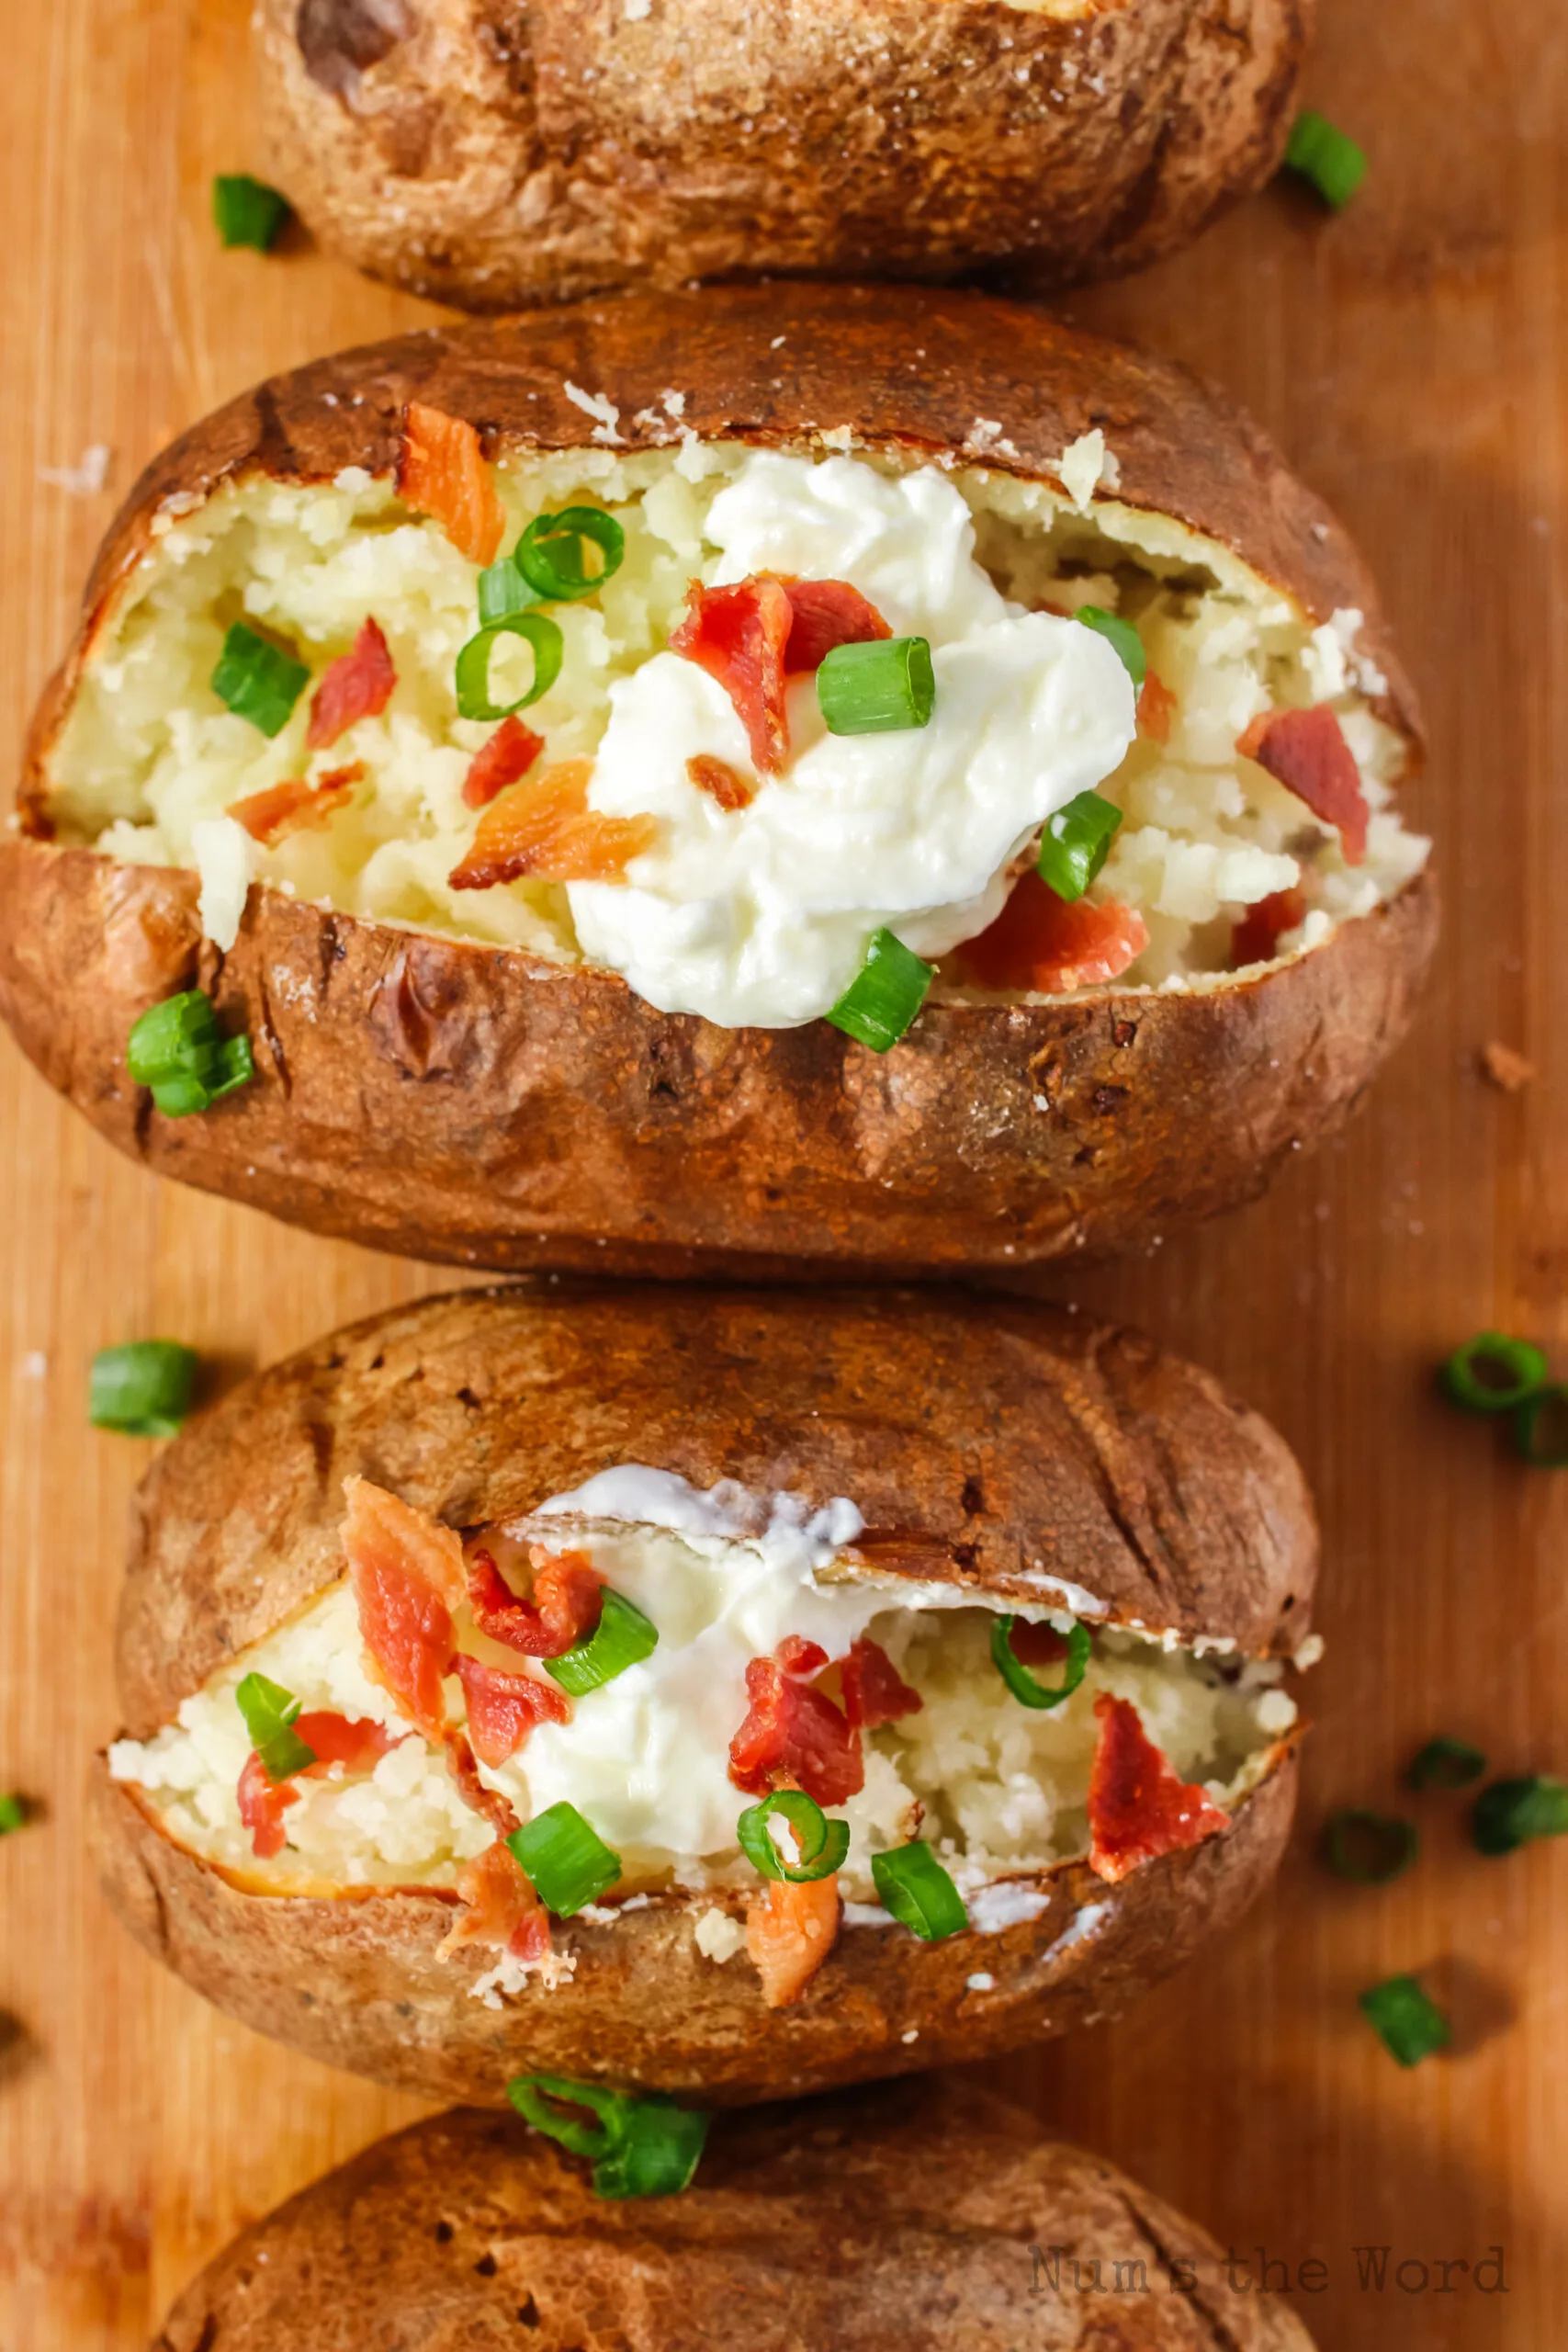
[1075,605,1146,692]
[1322,1809,1419,1885]
[737,1791,851,1884]
[127,989,255,1117]
[507,1802,621,1915]
[825,928,933,1053]
[1036,791,1122,902]
[88,1340,200,1439]
[515,507,626,604]
[1439,1332,1549,1414]
[477,554,536,625]
[544,1589,659,1699]
[507,2074,709,2199]
[235,1671,317,1782]
[210,621,309,737]
[1514,1385,1568,1468]
[1406,1736,1487,1792]
[1472,1774,1568,1856]
[818,637,935,735]
[212,175,292,252]
[454,612,563,722]
[870,1842,968,1941]
[1359,1974,1450,2067]
[0,1795,28,1835]
[1285,110,1368,211]
[989,1615,1091,1713]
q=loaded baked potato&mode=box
[152,2079,1318,2350]
[258,0,1314,311]
[97,1283,1316,2106]
[0,286,1435,1275]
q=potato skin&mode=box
[256,0,1313,311]
[0,285,1436,1276]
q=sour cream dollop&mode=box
[567,452,1137,1028]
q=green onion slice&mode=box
[818,637,935,735]
[0,1794,28,1835]
[737,1791,851,1884]
[1036,791,1122,902]
[989,1615,1091,1713]
[235,1671,318,1782]
[825,928,933,1053]
[1358,1974,1450,2067]
[507,1802,621,1915]
[1472,1774,1568,1856]
[1322,1808,1419,1885]
[870,1842,968,1941]
[1514,1385,1568,1469]
[88,1340,200,1439]
[212,174,292,252]
[507,2075,709,2199]
[210,621,309,737]
[127,990,255,1118]
[1285,110,1368,211]
[477,554,536,625]
[1439,1332,1549,1414]
[515,507,626,604]
[1075,605,1146,692]
[1406,1736,1487,1792]
[454,612,563,722]
[544,1589,660,1699]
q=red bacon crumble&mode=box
[343,1479,466,1744]
[295,1712,400,1774]
[775,1636,829,1679]
[466,1546,604,1660]
[227,763,361,847]
[398,401,505,567]
[780,579,891,674]
[448,759,659,889]
[1236,705,1369,865]
[840,1638,922,1729]
[728,1655,863,1808]
[1136,670,1177,744]
[440,1838,552,1962]
[1087,1693,1229,1885]
[453,1653,572,1769]
[669,577,794,776]
[463,716,546,810]
[307,616,396,751]
[746,1872,841,2007]
[444,1731,521,1838]
[1232,886,1307,970]
[685,752,755,812]
[958,872,1149,995]
[237,1750,299,1860]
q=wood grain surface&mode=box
[0,3,1559,2346]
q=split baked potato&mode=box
[152,2079,1318,2350]
[0,285,1436,1275]
[97,1283,1316,2106]
[257,0,1314,311]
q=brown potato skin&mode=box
[257,0,1313,312]
[2,285,1435,1275]
[152,2082,1318,2352]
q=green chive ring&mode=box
[1439,1332,1549,1414]
[737,1791,851,1883]
[1321,1808,1419,1885]
[989,1615,1091,1712]
[515,507,626,603]
[455,612,563,722]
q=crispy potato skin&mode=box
[256,0,1314,311]
[1,286,1436,1274]
[152,2084,1318,2352]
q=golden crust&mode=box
[255,0,1314,311]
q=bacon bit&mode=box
[1480,1041,1534,1094]
[237,1750,299,1860]
[669,576,794,777]
[729,1657,863,1808]
[453,1653,571,1769]
[779,578,891,674]
[447,759,659,890]
[840,1638,922,1730]
[1236,705,1369,865]
[1087,1693,1229,1885]
[1136,670,1177,744]
[958,873,1149,995]
[466,1546,603,1661]
[463,716,545,811]
[776,1636,829,1679]
[746,1872,841,2007]
[227,764,361,847]
[1232,887,1307,970]
[307,616,396,751]
[685,752,755,812]
[294,1713,401,1775]
[439,1838,552,1963]
[342,1478,466,1743]
[445,1730,521,1838]
[398,401,504,567]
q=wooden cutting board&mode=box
[0,3,1560,2344]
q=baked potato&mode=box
[257,0,1314,312]
[0,284,1436,1276]
[152,2078,1318,2350]
[97,1283,1315,2107]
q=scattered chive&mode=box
[818,637,935,735]
[870,1842,968,1941]
[235,1671,317,1782]
[127,989,255,1117]
[1036,791,1122,902]
[1406,1736,1488,1793]
[210,621,309,737]
[507,1802,621,1916]
[1284,110,1368,211]
[1514,1385,1568,1469]
[507,2074,709,2199]
[1439,1332,1548,1414]
[1359,1974,1450,2067]
[1075,605,1146,692]
[989,1615,1091,1713]
[212,175,293,252]
[514,507,626,604]
[825,928,933,1053]
[454,612,563,722]
[544,1589,660,1699]
[1322,1808,1419,1885]
[737,1791,851,1884]
[0,1795,28,1835]
[88,1340,200,1439]
[1472,1775,1568,1857]
[477,554,536,626]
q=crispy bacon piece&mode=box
[1232,886,1307,970]
[227,763,361,847]
[453,1653,572,1769]
[445,1730,521,1838]
[295,1712,401,1775]
[448,759,659,890]
[398,401,504,566]
[669,576,794,777]
[840,1637,922,1729]
[958,873,1149,995]
[1237,705,1369,865]
[1087,1693,1229,1885]
[463,716,545,811]
[776,1636,829,1679]
[307,616,396,751]
[779,578,891,674]
[237,1750,299,1860]
[1136,670,1177,744]
[746,1873,842,2007]
[342,1478,466,1743]
[439,1838,552,1963]
[466,1546,604,1660]
[685,753,755,812]
[729,1656,863,1807]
